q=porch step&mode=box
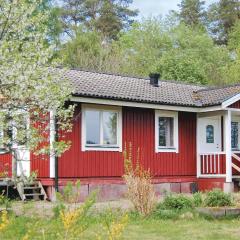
[24,193,44,196]
[23,186,40,190]
[16,181,47,201]
[23,182,38,186]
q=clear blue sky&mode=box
[131,0,218,18]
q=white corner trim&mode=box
[224,110,232,183]
[222,93,240,109]
[49,110,55,178]
[155,110,179,153]
[81,104,122,152]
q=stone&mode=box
[170,183,181,193]
[154,183,171,196]
[89,184,127,202]
[225,208,240,216]
[180,182,192,193]
[196,207,226,218]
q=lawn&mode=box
[1,213,240,240]
[2,189,240,240]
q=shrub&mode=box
[98,209,128,240]
[193,192,203,207]
[204,189,232,207]
[158,194,194,211]
[152,209,180,219]
[123,143,156,216]
[0,210,10,232]
[0,192,11,210]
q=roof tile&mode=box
[60,68,240,107]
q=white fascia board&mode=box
[222,93,240,109]
[71,96,222,113]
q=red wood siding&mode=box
[229,100,240,108]
[31,115,50,178]
[31,153,49,178]
[58,105,197,178]
[0,153,12,177]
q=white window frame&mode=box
[155,110,179,153]
[81,104,122,152]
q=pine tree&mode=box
[177,0,206,27]
[59,0,138,40]
[207,0,240,45]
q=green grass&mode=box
[1,213,240,240]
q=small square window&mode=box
[82,105,122,152]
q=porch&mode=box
[197,109,240,191]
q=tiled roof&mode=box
[61,68,240,107]
[196,85,240,106]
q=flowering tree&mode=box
[0,0,74,178]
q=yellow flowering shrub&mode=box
[0,210,10,232]
[98,210,129,240]
[60,207,83,231]
[107,214,128,240]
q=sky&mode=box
[131,0,218,19]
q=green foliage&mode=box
[177,0,206,27]
[117,19,230,85]
[228,20,240,50]
[0,192,11,210]
[61,28,121,72]
[59,0,138,40]
[152,208,181,220]
[157,194,194,211]
[207,0,240,45]
[204,189,232,207]
[193,192,203,207]
[0,0,74,177]
[53,180,97,218]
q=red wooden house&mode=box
[2,69,240,200]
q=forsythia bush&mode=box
[123,143,156,216]
[97,212,128,240]
[107,214,128,240]
[0,210,10,232]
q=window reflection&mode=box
[206,125,214,143]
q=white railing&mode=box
[198,152,226,178]
[232,153,240,173]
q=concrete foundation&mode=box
[46,181,196,202]
[223,182,234,193]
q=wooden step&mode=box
[23,186,41,190]
[24,193,44,197]
[23,182,38,186]
[16,180,47,201]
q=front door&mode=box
[198,116,221,153]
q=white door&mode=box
[16,147,30,177]
[198,116,221,153]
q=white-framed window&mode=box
[231,116,240,151]
[155,110,179,153]
[81,104,122,151]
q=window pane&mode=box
[231,122,238,149]
[85,110,100,145]
[206,125,214,143]
[103,112,117,145]
[159,117,174,147]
